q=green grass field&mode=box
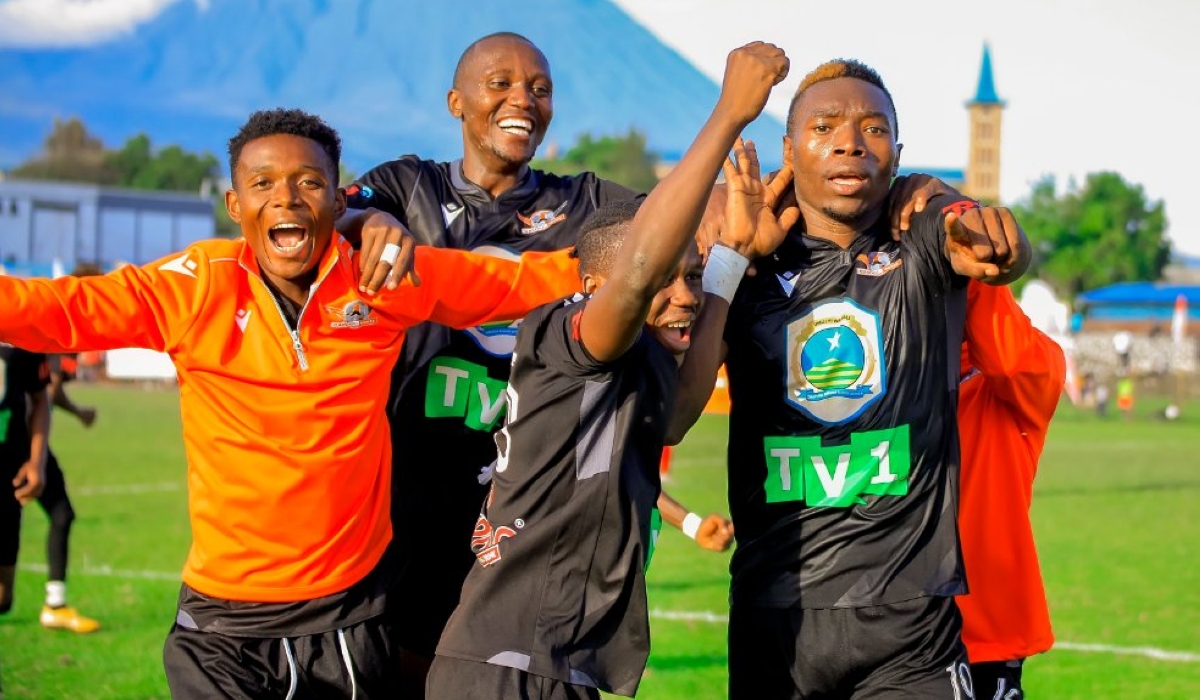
[1,384,1198,699]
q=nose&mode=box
[668,276,700,310]
[271,180,302,207]
[507,83,534,108]
[831,123,866,157]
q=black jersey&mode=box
[346,157,638,651]
[0,344,49,468]
[434,297,676,698]
[723,196,973,610]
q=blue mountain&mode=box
[0,0,785,176]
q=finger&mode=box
[743,139,761,182]
[943,211,969,244]
[721,150,739,188]
[953,256,1002,281]
[999,208,1024,269]
[358,232,385,291]
[981,206,1009,264]
[730,138,750,176]
[764,161,793,210]
[390,238,418,290]
[778,205,801,232]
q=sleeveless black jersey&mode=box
[346,157,639,652]
[0,345,49,467]
[724,196,973,610]
[435,297,675,698]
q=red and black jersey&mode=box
[347,157,639,652]
[0,344,49,467]
[434,296,675,697]
[723,195,971,609]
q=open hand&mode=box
[718,138,800,260]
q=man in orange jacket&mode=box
[958,281,1065,699]
[0,108,579,699]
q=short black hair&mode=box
[786,59,898,138]
[452,32,541,88]
[227,108,341,180]
[572,199,644,278]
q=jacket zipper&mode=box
[244,252,338,372]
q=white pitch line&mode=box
[71,482,182,496]
[648,609,1200,663]
[19,562,179,582]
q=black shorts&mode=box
[0,462,21,567]
[426,655,600,700]
[163,614,397,699]
[970,659,1024,700]
[729,596,970,700]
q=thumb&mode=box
[943,211,969,244]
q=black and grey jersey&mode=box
[434,297,676,698]
[346,157,639,651]
[724,196,975,610]
[0,345,48,468]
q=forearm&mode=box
[657,490,690,530]
[27,390,51,477]
[668,294,730,444]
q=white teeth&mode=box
[498,118,532,133]
[271,223,304,230]
[667,321,692,329]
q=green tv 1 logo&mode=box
[762,425,911,507]
[424,358,508,431]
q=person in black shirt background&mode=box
[428,41,791,700]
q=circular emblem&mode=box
[800,327,865,391]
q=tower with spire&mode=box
[965,43,1005,203]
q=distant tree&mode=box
[11,118,116,183]
[533,128,659,192]
[1013,172,1170,295]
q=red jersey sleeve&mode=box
[964,281,1067,427]
[376,247,580,329]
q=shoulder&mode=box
[533,169,640,200]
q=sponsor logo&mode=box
[762,425,911,507]
[855,251,902,277]
[425,357,508,431]
[941,199,979,216]
[235,309,252,333]
[325,300,378,329]
[160,254,198,279]
[785,298,886,425]
[471,514,524,567]
[775,269,799,295]
[441,202,465,228]
[516,201,569,235]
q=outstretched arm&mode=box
[944,205,1031,285]
[577,42,790,363]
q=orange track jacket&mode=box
[0,236,578,603]
[958,282,1065,662]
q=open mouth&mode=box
[655,319,694,353]
[498,117,534,137]
[269,222,309,254]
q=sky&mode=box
[1,0,1197,256]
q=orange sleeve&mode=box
[378,247,580,329]
[965,281,1067,426]
[0,251,207,354]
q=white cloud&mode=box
[0,0,183,47]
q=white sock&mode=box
[45,581,67,608]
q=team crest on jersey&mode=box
[855,251,902,277]
[471,514,525,567]
[463,245,526,356]
[786,298,886,425]
[516,201,569,234]
[326,300,378,329]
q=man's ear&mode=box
[334,186,347,220]
[782,135,794,170]
[581,273,600,296]
[893,143,903,178]
[225,189,241,224]
[447,89,463,119]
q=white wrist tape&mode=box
[703,244,750,303]
[681,512,703,540]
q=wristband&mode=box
[703,244,750,303]
[681,512,703,540]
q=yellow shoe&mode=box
[40,606,100,633]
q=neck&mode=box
[460,154,528,198]
[797,200,885,250]
[262,272,313,309]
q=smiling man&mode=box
[0,108,581,699]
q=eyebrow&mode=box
[808,108,891,122]
[244,163,327,175]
